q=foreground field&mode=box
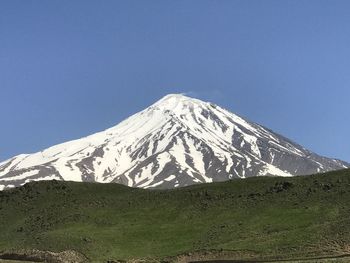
[0,169,350,262]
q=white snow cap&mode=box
[0,93,348,190]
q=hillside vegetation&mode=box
[1,169,350,262]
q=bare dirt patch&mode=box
[0,249,87,263]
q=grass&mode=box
[0,169,350,262]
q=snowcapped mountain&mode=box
[0,94,348,190]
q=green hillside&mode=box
[1,169,350,262]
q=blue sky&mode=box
[1,0,349,162]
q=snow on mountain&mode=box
[0,94,348,189]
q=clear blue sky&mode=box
[1,0,349,162]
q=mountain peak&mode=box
[0,94,348,190]
[160,93,189,100]
[151,93,206,113]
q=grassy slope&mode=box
[0,169,350,262]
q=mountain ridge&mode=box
[0,94,348,190]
